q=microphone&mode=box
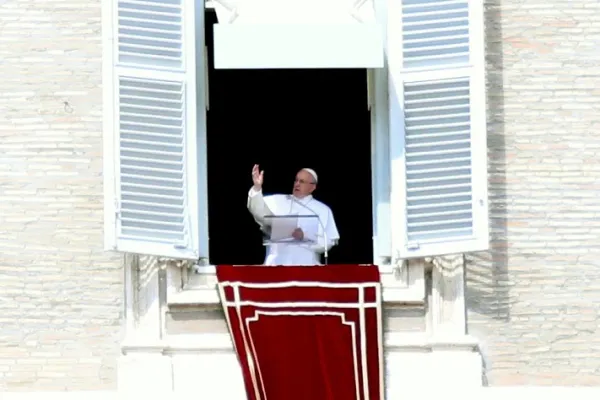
[287,195,329,265]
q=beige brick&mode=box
[467,0,600,386]
[0,0,122,391]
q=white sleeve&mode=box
[307,207,340,254]
[247,187,274,230]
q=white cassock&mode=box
[247,187,340,266]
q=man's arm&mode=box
[247,164,274,232]
[247,186,274,231]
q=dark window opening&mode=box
[204,9,373,265]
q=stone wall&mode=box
[466,0,600,385]
[0,0,123,390]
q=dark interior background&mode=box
[204,10,373,265]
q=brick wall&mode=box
[0,0,123,390]
[466,0,600,385]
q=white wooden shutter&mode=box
[389,0,488,259]
[104,0,207,260]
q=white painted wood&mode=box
[468,0,490,253]
[387,0,408,267]
[388,0,489,259]
[102,0,117,252]
[370,0,392,266]
[210,0,377,24]
[213,24,384,69]
[209,0,383,68]
[193,2,211,264]
[103,0,209,260]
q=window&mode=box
[103,0,488,301]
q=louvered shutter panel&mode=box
[390,0,489,258]
[107,0,206,260]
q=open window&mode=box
[203,9,374,267]
[103,0,488,305]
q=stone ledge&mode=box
[174,262,426,305]
[3,388,600,399]
[168,284,425,306]
[121,333,480,354]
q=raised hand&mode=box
[252,164,264,190]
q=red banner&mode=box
[216,265,383,400]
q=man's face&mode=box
[293,170,316,198]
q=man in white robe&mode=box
[247,164,340,266]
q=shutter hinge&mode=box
[114,199,120,217]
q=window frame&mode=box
[169,0,426,305]
[103,0,490,307]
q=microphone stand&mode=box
[288,196,329,265]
